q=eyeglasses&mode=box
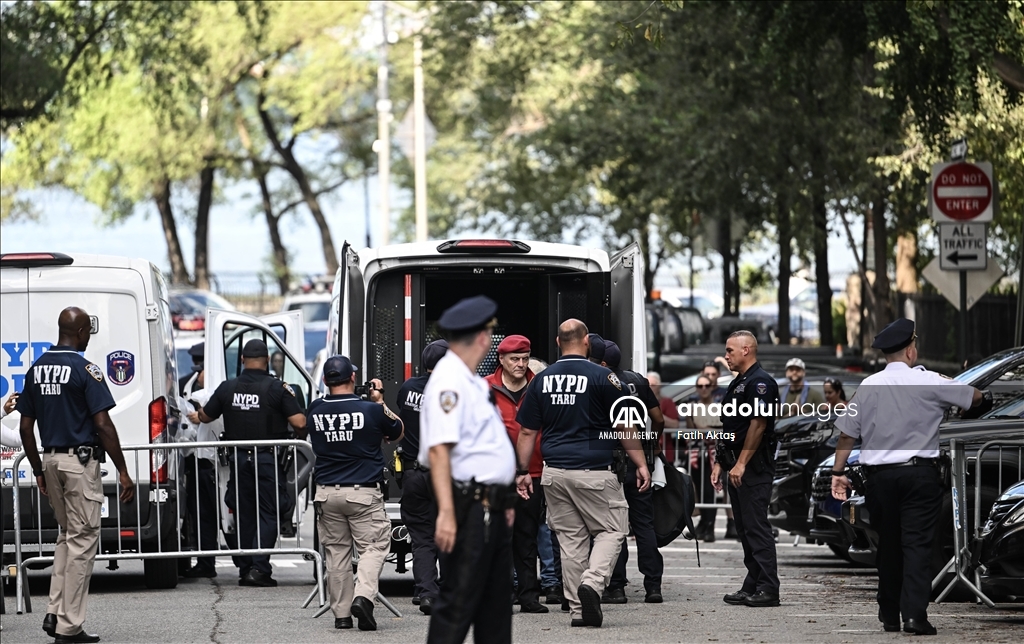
[696,384,712,389]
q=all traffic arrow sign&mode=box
[939,223,987,271]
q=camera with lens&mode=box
[354,382,381,399]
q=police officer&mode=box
[516,320,651,628]
[179,342,204,396]
[397,339,449,615]
[602,341,666,604]
[17,307,136,643]
[420,296,517,644]
[301,355,403,632]
[197,338,306,587]
[831,319,988,636]
[711,330,781,608]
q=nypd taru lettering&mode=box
[404,390,424,412]
[311,412,365,442]
[541,374,589,405]
[34,364,72,395]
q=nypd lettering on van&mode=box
[1,342,53,398]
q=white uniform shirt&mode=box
[180,373,220,462]
[419,351,515,485]
[835,362,974,465]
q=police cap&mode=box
[604,341,622,370]
[188,342,205,359]
[588,333,606,362]
[323,355,358,386]
[871,317,916,354]
[437,295,498,335]
[241,339,269,358]
[421,340,449,371]
[191,362,204,373]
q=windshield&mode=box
[955,351,1020,384]
[290,301,331,323]
[982,394,1024,419]
[304,327,328,370]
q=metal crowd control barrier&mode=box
[10,440,326,615]
[933,438,1024,606]
[661,431,732,510]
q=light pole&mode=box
[376,1,392,246]
[413,32,427,242]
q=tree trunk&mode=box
[718,216,734,316]
[154,178,190,286]
[811,193,834,346]
[871,188,894,328]
[257,170,292,296]
[895,232,918,293]
[731,241,741,316]
[776,200,792,345]
[256,98,339,275]
[193,165,215,290]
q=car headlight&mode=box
[1006,502,1024,527]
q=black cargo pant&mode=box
[184,456,218,573]
[729,468,779,595]
[611,462,664,592]
[865,465,942,623]
[400,467,442,601]
[227,451,289,577]
[428,498,512,644]
[512,476,544,605]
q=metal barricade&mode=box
[933,438,1024,606]
[661,430,732,510]
[9,440,326,615]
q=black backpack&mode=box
[651,455,701,564]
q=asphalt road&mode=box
[2,516,1021,643]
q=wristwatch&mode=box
[516,468,530,476]
[830,469,846,477]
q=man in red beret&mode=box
[485,334,548,614]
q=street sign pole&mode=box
[959,271,967,365]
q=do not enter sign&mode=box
[930,161,994,223]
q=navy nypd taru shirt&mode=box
[305,394,403,485]
[396,374,429,458]
[16,346,116,448]
[515,354,624,470]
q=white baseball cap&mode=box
[785,358,806,370]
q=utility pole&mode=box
[413,32,427,242]
[376,1,392,246]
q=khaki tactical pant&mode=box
[43,453,104,637]
[542,467,628,619]
[314,484,392,619]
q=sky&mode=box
[0,176,860,293]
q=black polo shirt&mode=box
[16,346,116,448]
[396,374,429,458]
[719,361,779,449]
[306,394,403,485]
[203,369,303,440]
[516,354,624,470]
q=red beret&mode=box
[497,334,531,354]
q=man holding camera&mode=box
[301,355,403,631]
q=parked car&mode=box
[281,291,332,324]
[169,289,235,332]
[979,478,1024,601]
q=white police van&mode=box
[0,252,184,588]
[325,238,647,572]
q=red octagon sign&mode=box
[932,163,992,221]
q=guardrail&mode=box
[933,438,1024,606]
[9,440,325,615]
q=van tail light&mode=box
[435,240,531,254]
[149,397,168,485]
[0,252,74,267]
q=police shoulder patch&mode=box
[439,390,459,413]
[607,373,622,390]
[282,382,296,397]
[756,382,767,395]
[85,363,104,382]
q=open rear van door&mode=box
[258,310,306,369]
[205,309,317,410]
[609,243,648,372]
[332,242,365,368]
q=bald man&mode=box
[515,319,650,629]
[18,307,135,643]
[711,330,781,608]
